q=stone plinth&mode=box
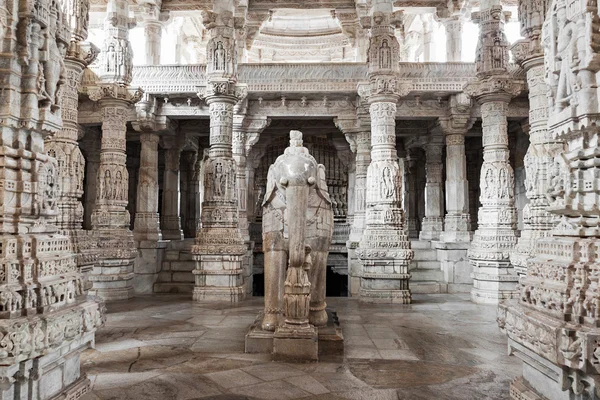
[245,310,344,361]
[192,254,245,302]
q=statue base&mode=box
[274,326,318,362]
[245,309,344,361]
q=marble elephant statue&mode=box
[261,130,334,331]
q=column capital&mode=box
[88,84,144,106]
[139,132,160,145]
[198,80,248,106]
[464,76,524,104]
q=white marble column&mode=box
[134,133,162,241]
[442,17,463,62]
[161,142,184,240]
[419,136,445,240]
[192,5,248,302]
[356,3,414,303]
[87,0,142,300]
[421,15,436,62]
[140,3,165,65]
[81,128,101,231]
[405,148,420,238]
[439,100,473,243]
[337,114,371,297]
[181,150,198,238]
[508,23,563,276]
[0,0,104,395]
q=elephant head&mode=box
[261,131,334,331]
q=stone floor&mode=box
[81,293,521,400]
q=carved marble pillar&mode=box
[356,6,413,303]
[192,7,248,302]
[45,40,100,277]
[500,0,600,397]
[441,17,463,62]
[337,113,371,297]
[181,150,198,238]
[231,126,247,242]
[508,14,563,276]
[405,148,420,238]
[87,0,141,300]
[88,94,140,300]
[463,0,523,304]
[139,3,165,65]
[0,0,104,396]
[440,133,471,242]
[81,128,101,231]
[419,136,445,240]
[439,98,473,243]
[421,14,436,62]
[161,142,184,240]
[133,133,162,241]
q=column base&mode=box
[0,300,103,400]
[420,217,444,240]
[470,260,519,304]
[161,230,184,241]
[192,254,246,302]
[359,287,411,303]
[133,240,168,294]
[435,242,472,292]
[440,230,472,243]
[499,299,600,400]
[273,325,319,362]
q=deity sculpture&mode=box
[261,130,334,331]
[379,39,391,69]
[214,41,226,71]
[554,4,576,111]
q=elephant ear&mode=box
[262,165,277,207]
[316,164,332,204]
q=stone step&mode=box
[153,282,194,294]
[412,249,439,261]
[410,240,433,249]
[411,268,443,282]
[410,260,441,270]
[410,281,448,294]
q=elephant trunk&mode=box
[286,185,308,270]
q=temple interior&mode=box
[1,0,598,398]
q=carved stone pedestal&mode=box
[192,254,245,302]
[273,327,318,362]
[245,310,344,362]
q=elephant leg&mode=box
[262,249,286,331]
[308,250,328,327]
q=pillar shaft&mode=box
[420,138,445,240]
[161,146,184,240]
[443,17,463,62]
[468,98,519,303]
[88,99,137,300]
[509,50,564,275]
[191,8,248,301]
[134,133,161,241]
[349,130,371,243]
[144,20,162,65]
[464,0,523,304]
[442,133,472,242]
